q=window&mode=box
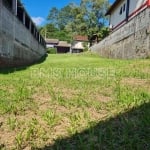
[119,3,126,15]
[31,23,34,35]
[25,15,30,29]
[17,7,24,22]
[120,7,123,15]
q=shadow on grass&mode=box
[0,54,47,74]
[36,102,150,150]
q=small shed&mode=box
[45,38,59,48]
[71,35,89,53]
[56,41,71,53]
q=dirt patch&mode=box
[141,67,150,74]
[54,87,79,99]
[32,90,51,111]
[95,95,112,103]
[52,117,70,137]
[121,78,150,91]
[87,108,108,121]
[51,105,70,114]
[0,85,15,94]
[89,90,113,103]
[0,129,16,149]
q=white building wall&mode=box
[129,0,147,15]
[46,44,54,48]
[110,0,127,28]
[72,41,84,49]
[110,0,147,29]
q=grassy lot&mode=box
[0,53,150,150]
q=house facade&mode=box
[106,0,149,30]
[56,41,71,53]
[71,35,89,53]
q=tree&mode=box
[39,24,58,39]
[57,4,75,30]
[65,6,87,35]
[39,24,72,42]
[46,0,110,41]
[47,4,78,30]
[80,0,109,38]
[47,7,59,27]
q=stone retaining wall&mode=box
[91,8,150,59]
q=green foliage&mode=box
[40,24,72,42]
[83,42,89,52]
[42,110,60,127]
[47,7,59,26]
[45,0,110,40]
[47,48,57,54]
[98,26,110,40]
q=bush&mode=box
[47,48,57,54]
[83,42,89,52]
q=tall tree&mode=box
[46,0,110,41]
[80,0,109,38]
[47,7,59,27]
[65,6,87,35]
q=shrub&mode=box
[47,48,57,54]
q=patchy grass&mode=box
[0,53,150,150]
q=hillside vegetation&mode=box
[0,53,150,149]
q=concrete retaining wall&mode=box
[91,8,150,59]
[0,1,46,67]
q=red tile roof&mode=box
[74,35,88,42]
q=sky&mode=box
[21,0,115,26]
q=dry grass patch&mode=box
[53,87,79,99]
[121,77,150,92]
[32,90,51,110]
[94,95,112,103]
